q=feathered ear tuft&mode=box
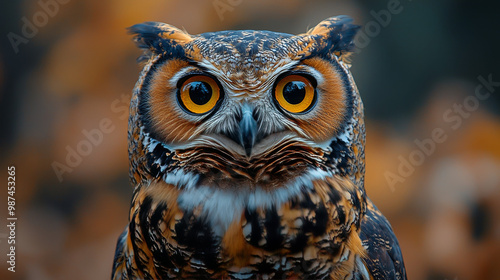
[306,16,360,59]
[128,22,193,61]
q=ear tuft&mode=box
[307,16,360,56]
[128,22,193,61]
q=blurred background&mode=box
[1,0,499,279]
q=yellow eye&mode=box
[178,75,221,115]
[274,75,316,114]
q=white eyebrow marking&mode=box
[169,66,199,86]
[195,58,300,95]
[293,65,325,85]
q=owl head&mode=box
[127,16,365,192]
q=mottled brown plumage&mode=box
[113,16,406,279]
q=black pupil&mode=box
[189,81,212,105]
[283,81,306,104]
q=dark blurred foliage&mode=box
[356,0,500,120]
[0,1,499,279]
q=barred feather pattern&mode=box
[113,174,368,279]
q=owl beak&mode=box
[238,104,257,157]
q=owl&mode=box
[112,16,407,280]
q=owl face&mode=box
[128,17,365,190]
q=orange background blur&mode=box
[1,1,499,279]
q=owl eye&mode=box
[274,74,316,114]
[178,75,221,115]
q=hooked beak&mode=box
[238,104,257,157]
